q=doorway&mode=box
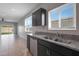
[0,23,15,40]
[0,23,16,52]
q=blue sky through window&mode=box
[61,4,74,19]
[50,11,59,20]
[50,4,74,20]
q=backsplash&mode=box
[32,26,79,35]
[34,31,79,41]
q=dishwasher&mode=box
[30,37,37,56]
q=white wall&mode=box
[18,18,26,39]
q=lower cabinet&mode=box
[38,40,63,56]
[50,50,63,56]
[38,44,50,56]
[27,35,30,51]
[27,35,79,56]
[37,39,79,56]
[38,44,61,56]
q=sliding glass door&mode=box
[0,23,15,40]
[0,22,17,53]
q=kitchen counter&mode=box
[27,34,79,52]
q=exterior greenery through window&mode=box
[25,16,32,32]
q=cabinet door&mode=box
[72,50,79,56]
[32,14,37,26]
[50,50,63,56]
[38,44,50,56]
[32,8,46,26]
[35,9,41,26]
[50,42,73,56]
[27,36,30,51]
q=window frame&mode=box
[25,16,32,32]
[48,3,76,30]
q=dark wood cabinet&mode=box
[32,13,37,26]
[38,39,62,56]
[27,35,79,56]
[37,39,79,56]
[38,44,50,56]
[27,35,30,51]
[50,50,62,56]
[32,8,47,26]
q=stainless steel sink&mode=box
[43,36,53,40]
[54,38,72,44]
[43,36,72,44]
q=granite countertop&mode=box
[27,34,79,52]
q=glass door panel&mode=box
[1,24,14,35]
[0,23,15,50]
[0,23,15,40]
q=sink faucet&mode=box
[56,32,63,39]
[56,32,60,37]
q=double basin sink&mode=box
[42,35,72,44]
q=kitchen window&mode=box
[48,3,76,30]
[25,16,32,32]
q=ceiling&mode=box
[0,3,40,22]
